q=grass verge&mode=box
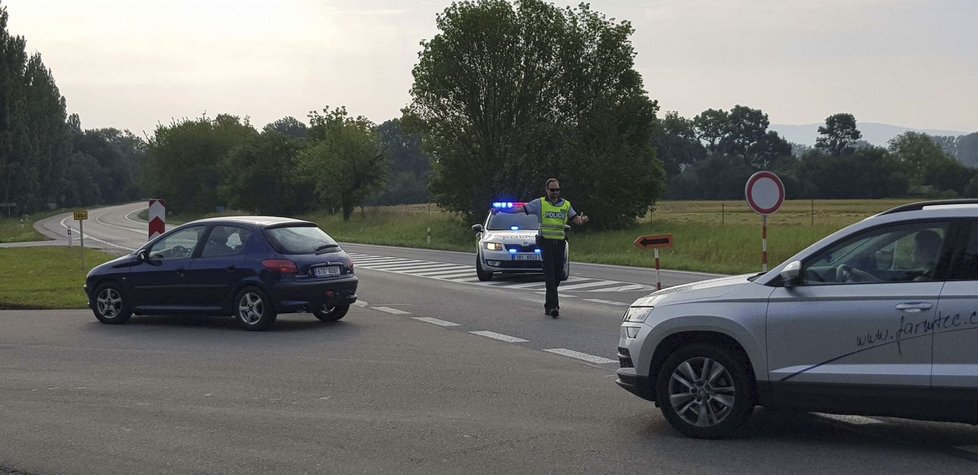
[0,247,115,309]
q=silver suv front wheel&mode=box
[655,343,754,438]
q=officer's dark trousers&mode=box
[538,237,565,312]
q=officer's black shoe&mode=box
[551,308,559,318]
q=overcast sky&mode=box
[4,0,977,137]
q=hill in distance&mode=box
[770,122,971,147]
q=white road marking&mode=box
[353,301,368,308]
[585,284,649,292]
[814,413,883,425]
[429,271,480,280]
[367,262,430,271]
[583,298,629,306]
[348,253,650,295]
[398,264,465,274]
[543,348,617,364]
[373,307,411,315]
[412,317,461,327]
[555,280,621,291]
[503,281,548,289]
[533,292,577,299]
[469,331,528,343]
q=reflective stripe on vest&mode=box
[540,198,571,240]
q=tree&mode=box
[0,3,72,213]
[888,131,969,195]
[692,108,728,152]
[954,132,978,169]
[407,0,663,227]
[263,116,308,141]
[795,147,907,199]
[221,130,308,215]
[298,107,386,221]
[815,113,861,156]
[373,118,431,205]
[718,105,790,169]
[143,114,256,214]
[652,111,706,177]
[66,124,145,206]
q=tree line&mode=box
[2,0,977,228]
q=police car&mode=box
[471,202,569,282]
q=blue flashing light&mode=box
[492,201,513,209]
[510,225,519,231]
[509,248,517,254]
[534,249,541,254]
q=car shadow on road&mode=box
[97,314,357,334]
[631,407,978,463]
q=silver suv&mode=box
[617,200,978,438]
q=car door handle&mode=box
[896,302,933,313]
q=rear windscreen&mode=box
[487,212,539,231]
[263,225,340,254]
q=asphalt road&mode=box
[3,202,978,473]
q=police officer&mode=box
[520,178,589,317]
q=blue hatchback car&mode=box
[84,216,358,331]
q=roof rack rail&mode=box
[879,199,978,215]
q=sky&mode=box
[3,0,977,138]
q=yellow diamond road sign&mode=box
[73,210,88,221]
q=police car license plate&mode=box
[314,265,341,277]
[514,253,541,261]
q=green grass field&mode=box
[0,199,920,309]
[0,247,115,309]
[303,199,914,274]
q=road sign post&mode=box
[745,171,785,272]
[633,234,674,290]
[74,209,88,270]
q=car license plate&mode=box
[314,265,341,277]
[514,253,541,261]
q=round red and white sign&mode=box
[745,171,785,216]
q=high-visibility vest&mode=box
[540,198,572,240]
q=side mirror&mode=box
[471,224,483,233]
[780,260,802,287]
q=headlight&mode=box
[484,242,504,251]
[622,306,654,323]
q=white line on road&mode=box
[543,348,617,364]
[412,317,461,327]
[583,298,630,306]
[373,307,412,315]
[554,280,621,291]
[584,283,649,292]
[353,301,368,308]
[469,331,528,343]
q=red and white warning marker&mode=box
[148,199,166,240]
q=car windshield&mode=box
[487,211,539,231]
[263,224,340,255]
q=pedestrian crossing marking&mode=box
[349,253,653,293]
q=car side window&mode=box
[148,226,204,261]
[200,225,251,258]
[802,221,949,285]
[947,221,978,280]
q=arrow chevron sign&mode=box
[633,234,673,250]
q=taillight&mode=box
[262,259,298,274]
